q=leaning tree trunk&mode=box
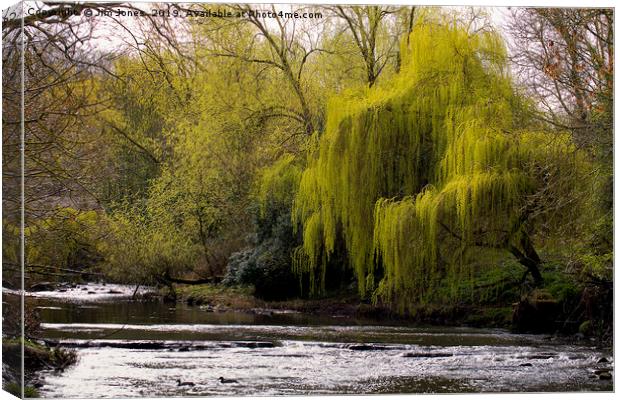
[508,233,544,285]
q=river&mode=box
[19,283,614,397]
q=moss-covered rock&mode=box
[578,320,593,336]
[4,382,40,398]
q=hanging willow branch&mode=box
[292,11,587,311]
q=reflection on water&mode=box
[41,322,553,347]
[19,284,614,397]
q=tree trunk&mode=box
[507,234,544,286]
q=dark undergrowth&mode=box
[173,256,612,346]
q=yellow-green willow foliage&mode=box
[292,16,586,309]
[256,155,302,217]
[23,208,103,271]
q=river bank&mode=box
[22,279,612,341]
[13,278,613,341]
[173,283,612,347]
[2,338,78,397]
[176,284,512,326]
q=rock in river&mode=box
[349,344,387,351]
[30,282,56,292]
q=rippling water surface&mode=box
[15,283,613,397]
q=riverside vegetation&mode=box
[2,5,613,396]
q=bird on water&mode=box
[176,379,195,387]
[218,377,238,384]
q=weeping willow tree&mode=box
[292,13,588,310]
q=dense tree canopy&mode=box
[2,4,612,315]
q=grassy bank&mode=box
[174,283,514,328]
[2,338,78,398]
[173,277,611,345]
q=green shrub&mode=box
[225,213,300,301]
